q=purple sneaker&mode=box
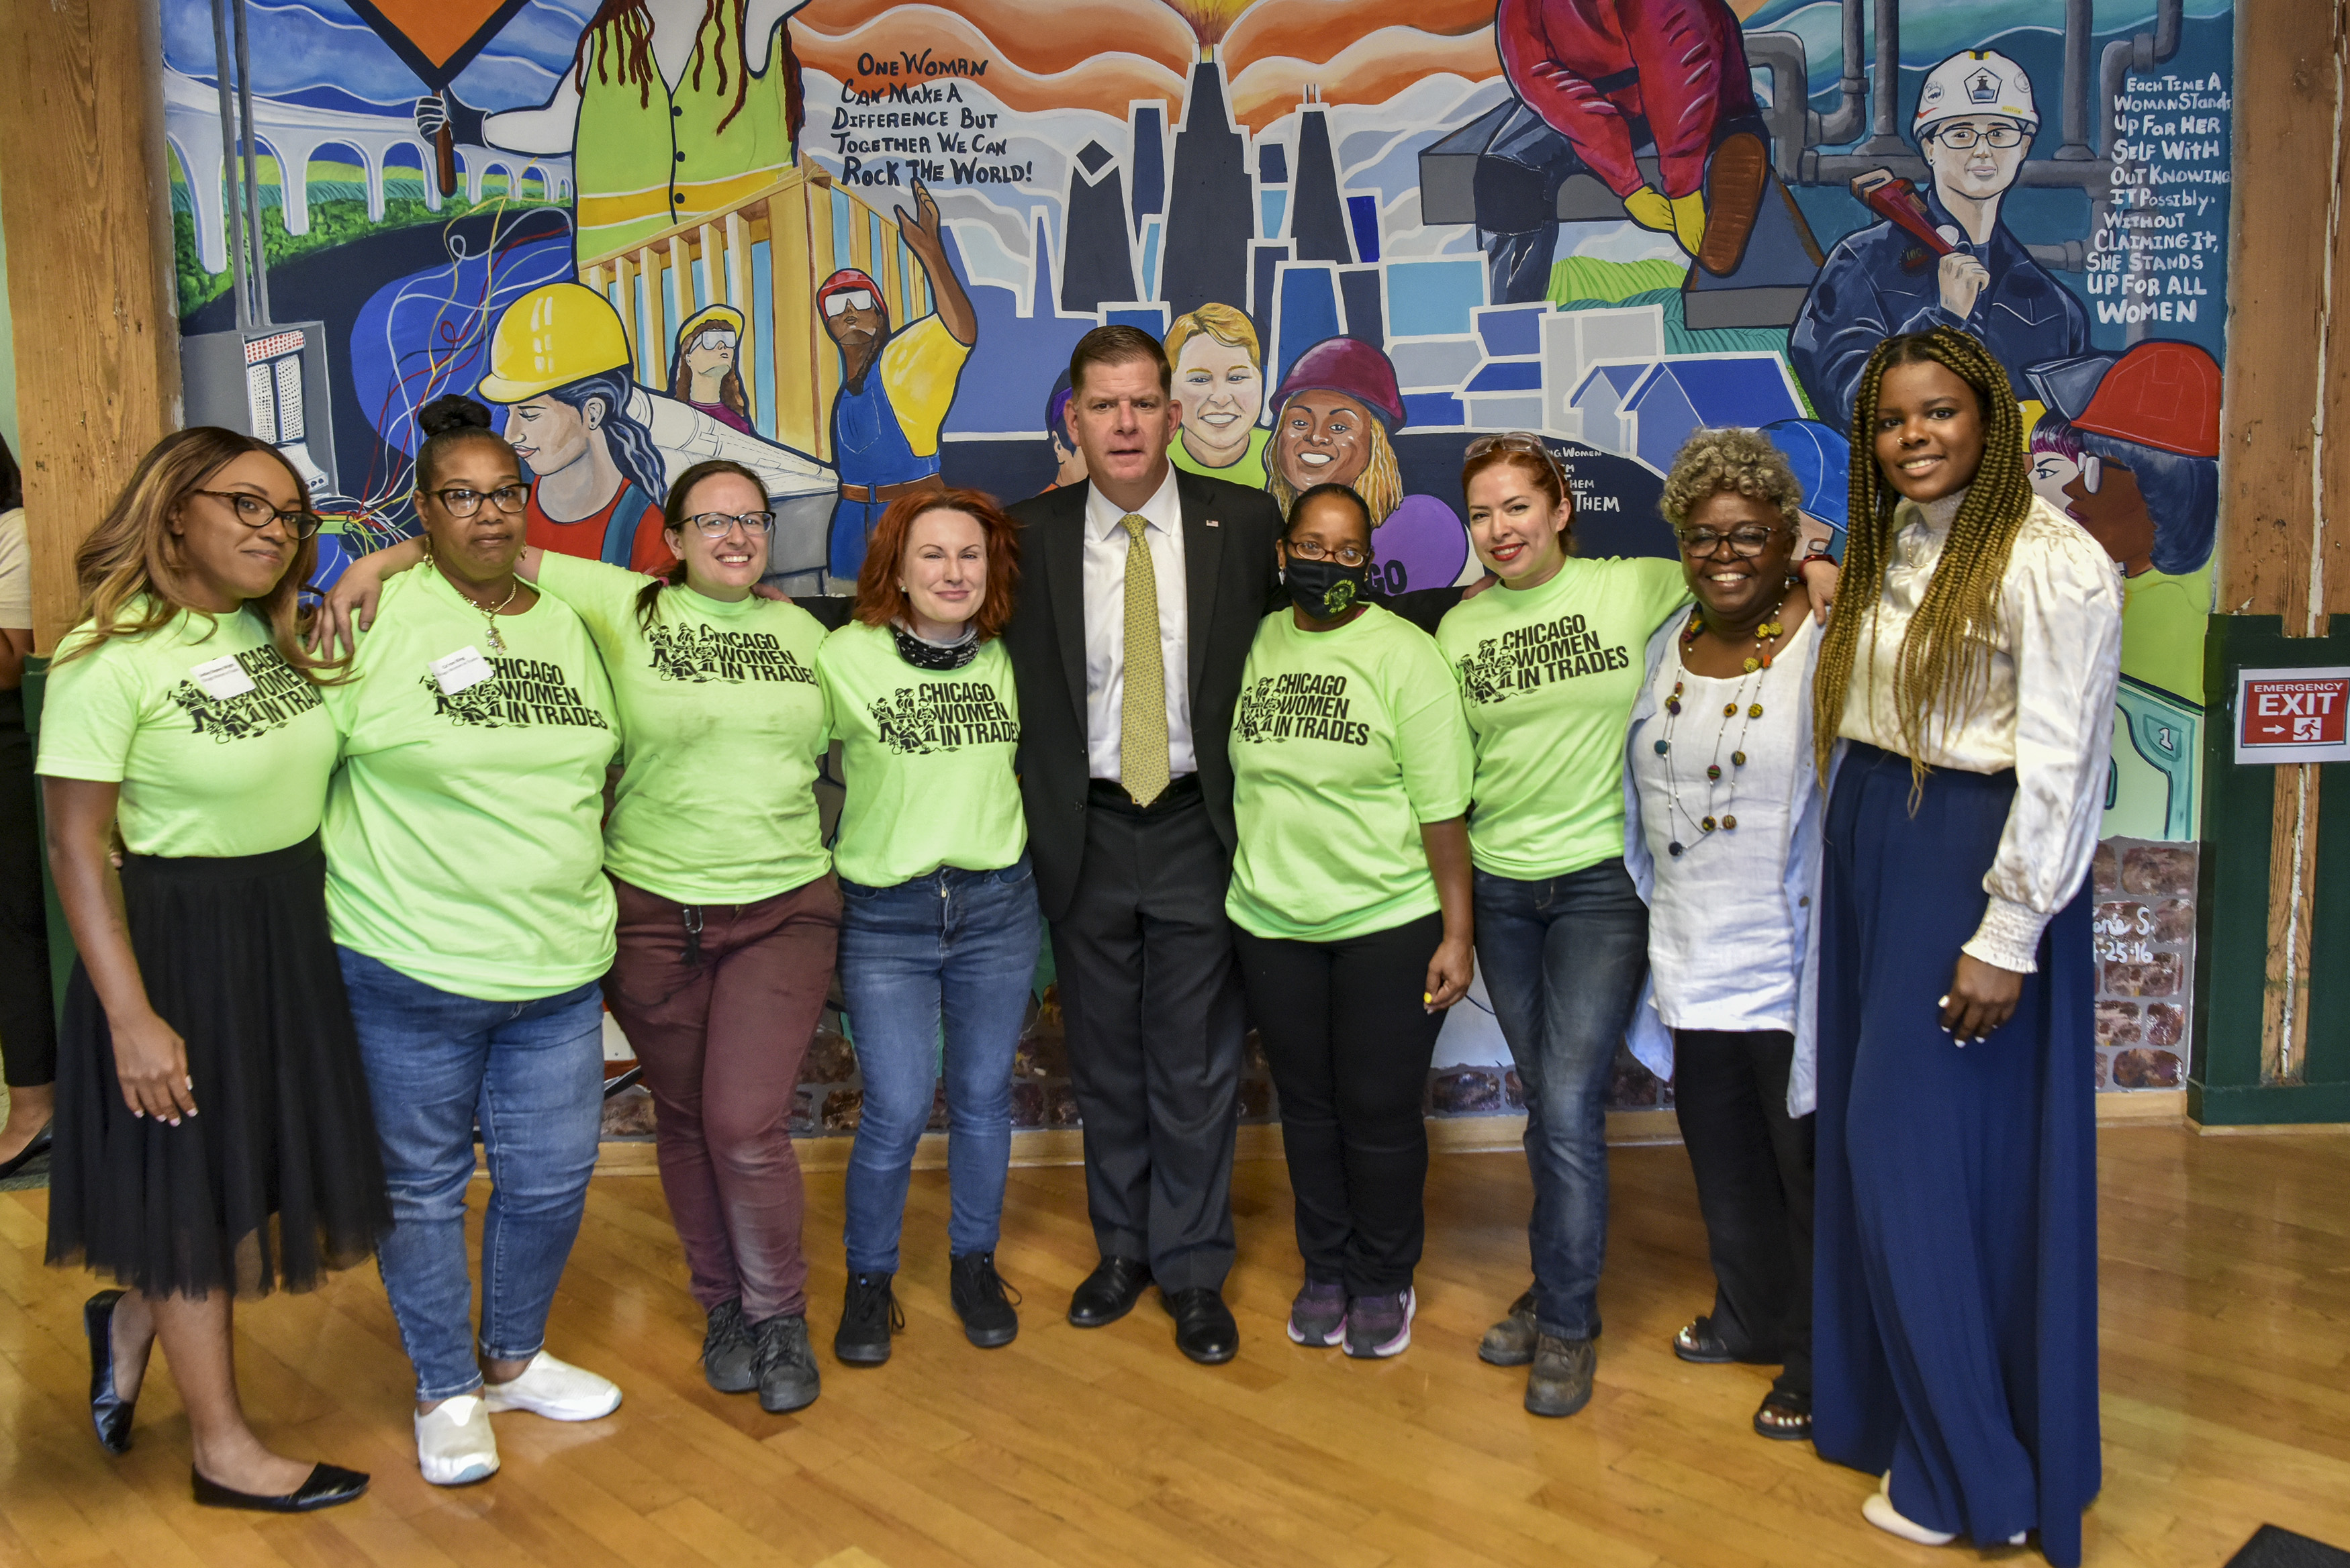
[1286,1279,1346,1346]
[1344,1288,1415,1359]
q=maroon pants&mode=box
[604,874,840,1323]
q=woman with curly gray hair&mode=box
[1623,426,1836,1441]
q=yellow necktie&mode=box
[1119,513,1170,807]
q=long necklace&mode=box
[1650,611,1785,858]
[434,555,520,652]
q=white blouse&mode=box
[1836,489,2124,973]
[1632,614,1816,1034]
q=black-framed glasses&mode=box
[1930,123,2027,150]
[193,489,324,539]
[686,510,776,538]
[1285,538,1369,567]
[1675,524,1782,558]
[431,483,530,518]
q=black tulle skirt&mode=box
[45,834,389,1298]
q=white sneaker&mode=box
[416,1394,500,1486]
[482,1351,622,1421]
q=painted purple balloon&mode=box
[1370,493,1469,594]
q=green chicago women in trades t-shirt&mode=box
[1436,555,1689,880]
[816,620,1024,888]
[534,551,830,905]
[37,603,338,857]
[322,566,620,1000]
[1227,603,1473,942]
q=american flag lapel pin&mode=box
[1206,518,1220,528]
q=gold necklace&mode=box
[434,556,520,651]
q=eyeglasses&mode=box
[686,511,775,538]
[822,289,878,317]
[1285,538,1370,567]
[1930,123,2027,150]
[193,489,324,539]
[689,330,737,352]
[1675,525,1783,558]
[432,484,530,518]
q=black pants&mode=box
[1234,912,1444,1295]
[1050,783,1245,1292]
[0,691,56,1088]
[1673,1027,1814,1397]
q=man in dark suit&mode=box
[1000,326,1280,1363]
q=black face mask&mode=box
[1284,555,1372,620]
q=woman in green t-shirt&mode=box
[815,489,1038,1367]
[324,452,835,1417]
[318,396,624,1490]
[1435,432,1828,1422]
[38,428,382,1512]
[1227,483,1474,1361]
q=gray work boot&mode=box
[752,1312,821,1414]
[701,1298,757,1393]
[1525,1332,1597,1418]
[1478,1286,1538,1367]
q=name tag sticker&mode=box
[430,646,495,695]
[188,654,255,701]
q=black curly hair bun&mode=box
[418,394,494,438]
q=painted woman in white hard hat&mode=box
[1789,50,2090,432]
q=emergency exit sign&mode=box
[2235,667,2350,763]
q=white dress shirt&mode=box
[1837,489,2124,973]
[1082,466,1196,781]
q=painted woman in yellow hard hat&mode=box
[416,0,810,262]
[670,304,753,436]
[475,283,677,574]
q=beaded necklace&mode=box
[1650,609,1786,859]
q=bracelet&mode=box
[1795,553,1836,576]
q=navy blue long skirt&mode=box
[1814,744,2100,1567]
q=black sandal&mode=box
[1752,1388,1812,1441]
[1672,1315,1738,1364]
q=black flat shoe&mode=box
[85,1290,139,1455]
[1672,1314,1773,1366]
[0,1122,50,1181]
[192,1462,369,1513]
[1068,1257,1152,1328]
[1162,1286,1238,1365]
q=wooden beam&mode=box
[0,0,181,653]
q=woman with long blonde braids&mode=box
[1809,327,2120,1567]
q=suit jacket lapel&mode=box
[1043,490,1090,741]
[1179,472,1222,703]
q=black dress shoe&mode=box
[192,1461,370,1513]
[85,1290,138,1455]
[1162,1286,1238,1365]
[1068,1257,1152,1328]
[0,1121,50,1181]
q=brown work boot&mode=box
[1697,131,1770,277]
[1478,1285,1538,1367]
[1525,1332,1597,1418]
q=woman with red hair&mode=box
[815,488,1039,1367]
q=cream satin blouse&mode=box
[1837,489,2125,972]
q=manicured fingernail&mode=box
[1937,995,1950,1008]
[167,1117,181,1126]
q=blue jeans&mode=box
[338,948,606,1401]
[1472,859,1650,1340]
[837,857,1041,1273]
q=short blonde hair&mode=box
[1658,427,1804,530]
[1164,301,1260,367]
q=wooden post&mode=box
[0,0,182,652]
[2198,0,2350,1106]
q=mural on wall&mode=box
[166,0,2231,1101]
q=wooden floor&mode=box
[1,1126,2345,1567]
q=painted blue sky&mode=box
[163,0,598,117]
